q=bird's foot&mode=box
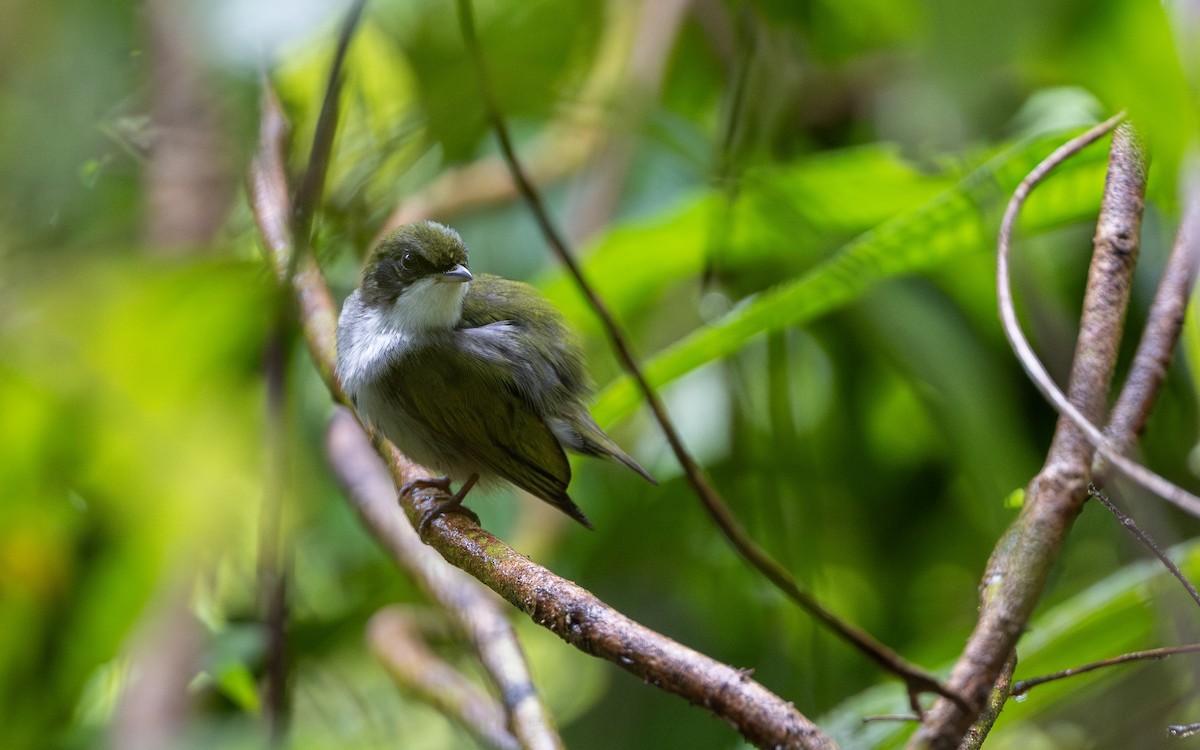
[400,475,452,497]
[402,474,482,537]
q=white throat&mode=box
[387,276,469,332]
[336,279,468,399]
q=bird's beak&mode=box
[440,264,473,283]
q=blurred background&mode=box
[3,0,1200,748]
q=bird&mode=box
[336,220,654,530]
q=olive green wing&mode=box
[460,274,546,326]
[460,275,591,411]
[391,340,593,528]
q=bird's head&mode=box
[360,221,474,332]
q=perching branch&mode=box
[328,410,563,750]
[248,79,836,749]
[453,0,957,710]
[911,117,1153,749]
[405,471,837,749]
[359,417,835,749]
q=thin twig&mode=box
[453,0,956,709]
[702,0,754,287]
[249,82,835,750]
[289,0,366,279]
[1089,484,1200,607]
[1011,643,1200,695]
[257,8,365,729]
[260,319,291,746]
[861,714,921,724]
[253,42,563,741]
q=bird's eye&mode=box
[400,251,415,272]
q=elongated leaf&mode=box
[591,127,1111,425]
[542,143,957,330]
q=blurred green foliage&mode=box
[2,0,1200,748]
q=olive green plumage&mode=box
[336,221,654,528]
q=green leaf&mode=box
[1057,0,1197,195]
[591,127,1111,426]
[213,663,262,714]
[376,0,603,162]
[542,143,960,335]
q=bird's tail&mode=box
[550,410,657,485]
[546,492,595,530]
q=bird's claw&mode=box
[415,495,480,537]
[400,473,482,538]
[400,475,452,497]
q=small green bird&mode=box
[336,221,654,529]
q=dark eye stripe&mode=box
[398,249,434,278]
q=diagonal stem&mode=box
[249,80,836,750]
[995,117,1200,516]
[913,117,1200,748]
[1090,484,1200,608]
[288,0,366,280]
[912,115,1131,749]
[454,0,958,708]
[1098,159,1200,469]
